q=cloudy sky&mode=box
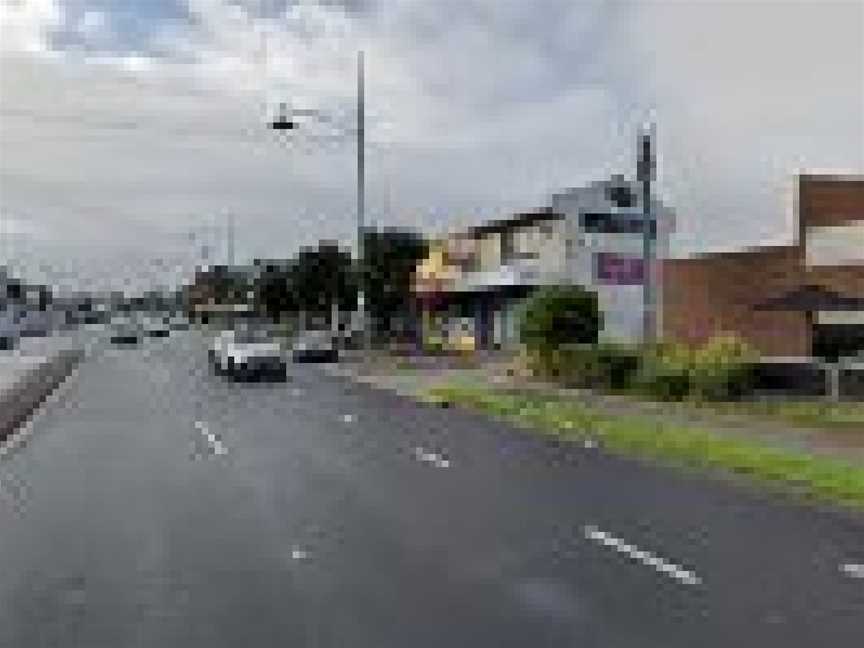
[0,0,861,293]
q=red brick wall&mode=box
[662,176,864,357]
[662,246,810,356]
[800,175,864,230]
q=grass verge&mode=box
[692,399,864,431]
[424,384,864,511]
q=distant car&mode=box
[143,316,170,338]
[291,330,339,363]
[110,322,141,345]
[168,315,189,331]
[18,310,52,338]
[209,327,287,380]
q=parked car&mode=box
[291,330,339,363]
[110,321,142,346]
[168,314,189,331]
[209,327,287,380]
[142,316,170,338]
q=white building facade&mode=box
[416,177,675,349]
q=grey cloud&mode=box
[1,0,861,292]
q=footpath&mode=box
[0,334,85,445]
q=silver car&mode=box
[291,330,339,363]
[209,327,287,380]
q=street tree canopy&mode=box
[519,284,602,357]
[361,228,428,339]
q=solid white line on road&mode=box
[840,563,864,579]
[582,525,703,586]
[195,420,228,456]
[412,446,450,469]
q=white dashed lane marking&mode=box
[290,545,309,560]
[340,414,355,424]
[840,563,864,579]
[412,446,451,469]
[582,525,703,586]
[194,420,228,456]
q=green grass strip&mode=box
[425,384,864,510]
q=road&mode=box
[0,331,862,647]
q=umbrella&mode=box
[754,284,864,312]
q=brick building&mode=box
[662,174,864,358]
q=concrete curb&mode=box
[0,348,84,444]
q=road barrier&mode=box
[0,348,84,443]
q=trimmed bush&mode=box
[637,341,695,401]
[689,333,759,401]
[595,341,642,390]
[527,341,640,391]
[519,285,602,360]
[637,334,760,401]
[551,345,605,387]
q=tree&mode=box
[361,228,428,341]
[253,260,297,320]
[292,241,357,316]
[519,285,602,358]
[253,244,356,325]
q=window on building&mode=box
[580,212,656,235]
[606,184,637,208]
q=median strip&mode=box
[583,524,703,586]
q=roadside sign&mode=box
[595,252,645,285]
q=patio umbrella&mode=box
[754,284,864,312]
[754,284,864,401]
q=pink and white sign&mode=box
[595,252,645,285]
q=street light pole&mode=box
[267,50,367,345]
[356,50,367,348]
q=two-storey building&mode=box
[413,176,675,350]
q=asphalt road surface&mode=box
[0,331,862,647]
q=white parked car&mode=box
[209,327,287,380]
[291,329,339,363]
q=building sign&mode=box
[817,310,864,325]
[805,223,864,267]
[595,252,645,285]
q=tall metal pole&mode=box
[356,50,367,346]
[638,124,654,344]
[226,212,235,267]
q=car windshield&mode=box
[232,327,275,345]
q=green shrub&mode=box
[636,334,759,401]
[594,341,642,390]
[554,345,605,387]
[519,285,602,359]
[689,333,759,401]
[423,336,445,354]
[637,341,695,401]
[526,341,640,391]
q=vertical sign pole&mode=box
[638,125,654,345]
